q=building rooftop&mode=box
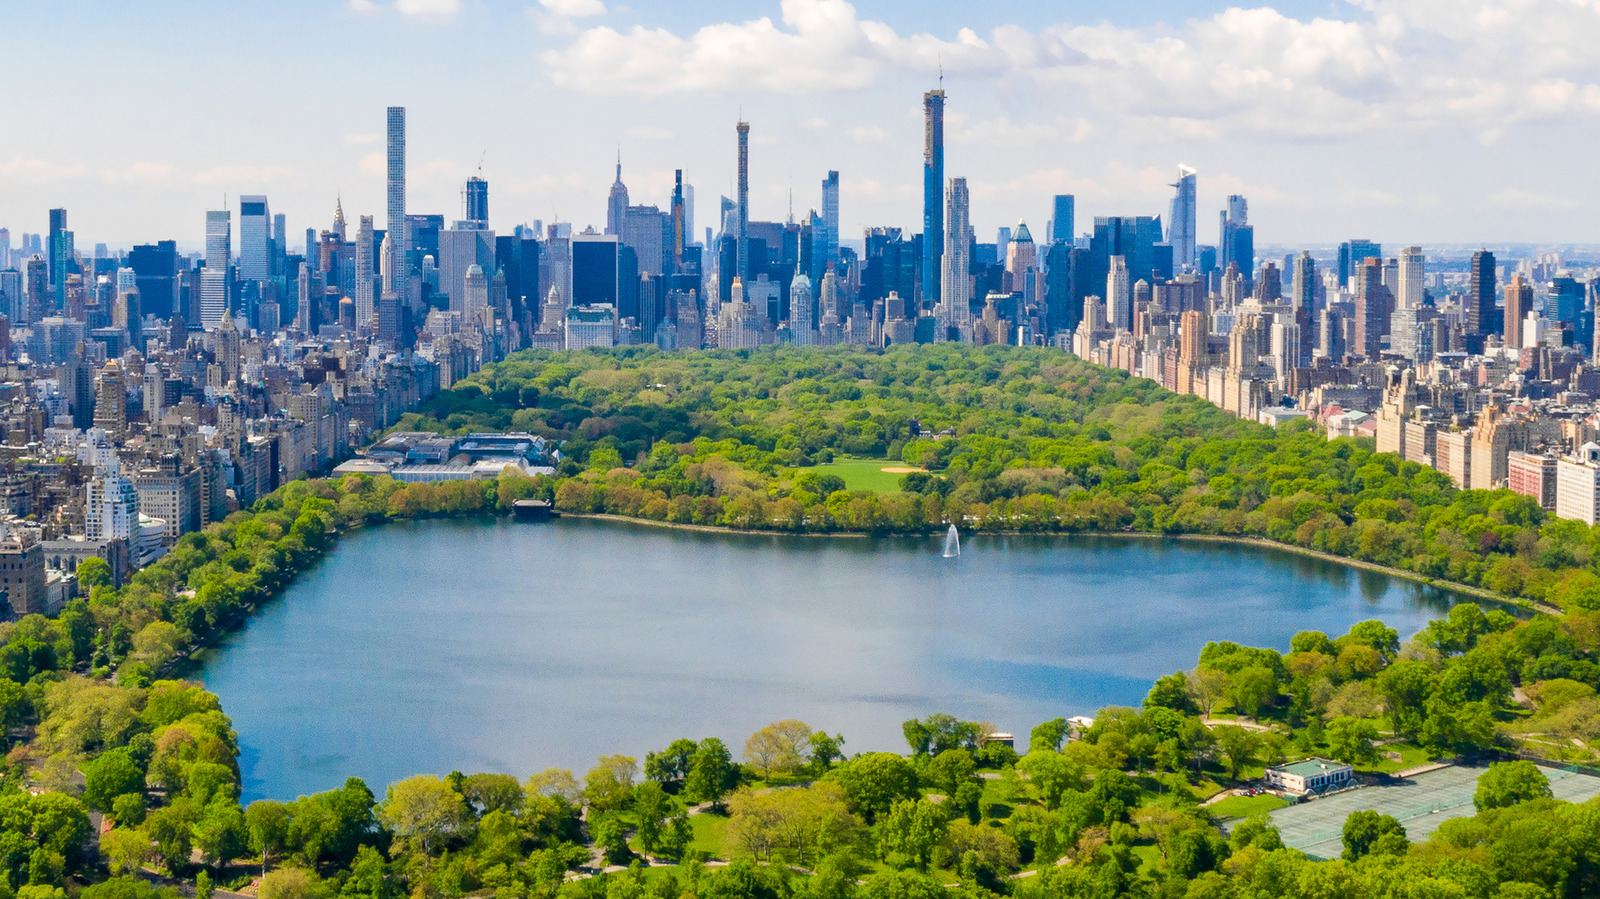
[1273,758,1351,777]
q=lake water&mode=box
[196,517,1464,802]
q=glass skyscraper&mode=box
[922,89,945,305]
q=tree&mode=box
[98,829,153,876]
[727,782,860,866]
[259,867,328,899]
[1378,659,1436,738]
[1186,668,1233,716]
[827,753,918,822]
[1340,809,1406,861]
[591,814,632,866]
[743,719,812,779]
[461,773,523,815]
[632,781,670,854]
[684,738,737,807]
[1144,674,1198,714]
[245,800,291,875]
[900,714,980,757]
[644,739,699,785]
[1325,716,1381,767]
[877,799,948,871]
[1473,761,1553,811]
[1211,726,1259,781]
[808,732,846,773]
[377,775,466,855]
[192,802,247,872]
[1029,718,1069,753]
[583,755,638,814]
[82,750,144,813]
[1016,752,1082,810]
[1228,666,1279,719]
[145,800,200,874]
[76,558,112,591]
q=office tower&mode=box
[1505,274,1531,350]
[1337,239,1382,288]
[819,171,840,280]
[922,87,945,304]
[1049,195,1075,245]
[463,176,489,227]
[127,241,177,321]
[297,261,321,333]
[736,121,751,285]
[572,233,621,308]
[113,267,140,339]
[0,228,10,270]
[1043,242,1086,337]
[671,171,687,267]
[48,208,73,308]
[1218,196,1252,290]
[437,226,497,312]
[1090,216,1167,292]
[272,213,288,279]
[940,177,973,341]
[354,216,376,326]
[386,106,407,291]
[1354,257,1386,358]
[380,232,397,296]
[94,362,126,436]
[1167,166,1197,270]
[239,196,271,282]
[1107,256,1130,331]
[1397,246,1425,309]
[606,157,628,236]
[1470,249,1497,337]
[1292,251,1316,314]
[201,210,230,330]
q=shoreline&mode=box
[558,512,1549,615]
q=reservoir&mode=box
[198,517,1464,802]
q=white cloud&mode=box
[348,0,378,12]
[538,0,1600,142]
[800,117,830,129]
[343,133,380,145]
[847,125,889,143]
[0,157,178,186]
[540,0,605,16]
[395,0,458,17]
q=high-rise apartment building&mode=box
[200,210,230,329]
[819,171,840,280]
[47,208,72,309]
[922,88,945,305]
[354,215,376,326]
[1505,274,1531,350]
[1218,196,1252,290]
[1167,166,1197,270]
[1107,256,1131,332]
[736,121,750,285]
[940,177,972,341]
[1353,257,1386,358]
[386,106,407,292]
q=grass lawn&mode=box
[1360,741,1442,774]
[794,457,920,493]
[688,811,735,859]
[1207,793,1289,819]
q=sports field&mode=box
[793,457,923,493]
[1261,764,1600,860]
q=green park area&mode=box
[793,456,922,494]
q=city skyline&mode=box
[4,0,1600,247]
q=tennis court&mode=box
[1259,764,1600,860]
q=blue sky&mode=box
[3,0,1598,250]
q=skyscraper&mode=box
[386,106,407,293]
[1470,250,1497,337]
[819,171,840,280]
[465,176,489,227]
[1167,166,1197,270]
[671,171,687,268]
[922,88,945,305]
[1397,246,1425,310]
[1049,195,1075,245]
[1506,274,1531,350]
[1292,251,1316,315]
[606,157,628,236]
[239,196,271,283]
[940,177,972,341]
[201,210,230,330]
[47,208,72,309]
[736,120,750,286]
[1337,239,1382,288]
[1218,196,1252,290]
[1107,255,1131,331]
[1354,257,1385,358]
[355,215,376,326]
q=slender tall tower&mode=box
[386,107,407,292]
[941,177,973,341]
[820,171,840,275]
[671,170,686,267]
[1397,246,1425,310]
[606,155,629,236]
[201,210,231,330]
[737,120,751,285]
[1167,166,1197,270]
[354,215,376,326]
[922,88,946,305]
[1470,249,1496,337]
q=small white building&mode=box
[1264,758,1354,795]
